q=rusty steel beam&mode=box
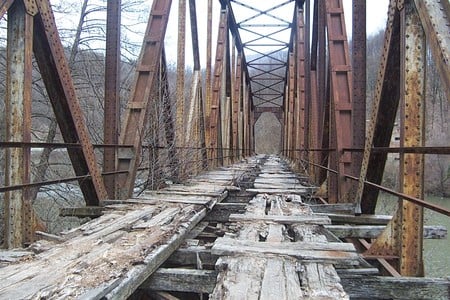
[287,52,295,159]
[117,0,172,198]
[208,8,228,166]
[176,0,186,171]
[352,0,366,178]
[398,0,425,276]
[355,0,401,214]
[232,51,242,160]
[295,6,306,163]
[103,0,121,199]
[317,0,328,185]
[205,0,213,165]
[33,0,107,204]
[413,0,449,101]
[325,0,353,203]
[303,0,311,167]
[4,0,33,248]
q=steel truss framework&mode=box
[0,0,449,277]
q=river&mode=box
[376,195,450,278]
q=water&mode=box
[376,195,450,278]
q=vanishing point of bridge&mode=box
[1,0,449,299]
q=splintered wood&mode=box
[0,160,257,299]
[211,157,355,299]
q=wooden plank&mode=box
[259,258,303,299]
[211,239,358,265]
[210,256,266,299]
[246,188,314,194]
[316,213,392,225]
[229,214,331,225]
[309,203,355,213]
[300,262,349,299]
[341,274,450,300]
[326,225,447,239]
[141,268,218,294]
[60,206,104,218]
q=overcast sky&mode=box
[164,0,390,66]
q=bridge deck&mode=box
[1,155,449,299]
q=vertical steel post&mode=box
[4,0,33,248]
[398,0,425,276]
[176,0,186,171]
[352,0,366,178]
[325,0,353,203]
[104,0,121,199]
[205,0,213,165]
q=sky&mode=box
[39,0,390,66]
[164,0,390,66]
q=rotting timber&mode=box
[0,0,450,299]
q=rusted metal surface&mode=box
[208,8,228,166]
[205,0,213,166]
[352,0,366,178]
[117,0,172,198]
[4,0,33,248]
[175,0,186,175]
[355,0,401,214]
[324,0,353,203]
[103,0,121,199]
[413,0,449,101]
[232,51,242,160]
[295,6,306,163]
[33,0,107,204]
[398,0,425,276]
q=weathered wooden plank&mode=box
[299,262,349,299]
[210,256,266,299]
[60,206,104,218]
[326,225,447,239]
[141,268,218,294]
[340,274,450,300]
[213,237,356,253]
[309,203,355,213]
[246,188,313,194]
[104,205,211,299]
[229,213,331,225]
[316,213,392,225]
[211,239,358,265]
